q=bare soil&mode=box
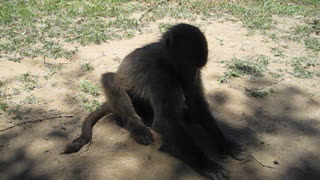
[0,18,319,180]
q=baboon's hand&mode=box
[200,160,229,180]
[220,139,246,161]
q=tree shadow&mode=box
[284,155,320,180]
[206,76,320,179]
[0,148,50,180]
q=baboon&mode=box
[64,23,244,180]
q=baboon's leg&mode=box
[64,72,154,154]
[101,72,154,145]
[63,103,111,154]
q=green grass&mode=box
[18,73,39,91]
[220,0,318,30]
[280,20,319,43]
[12,88,21,95]
[245,88,274,98]
[0,0,318,62]
[0,90,6,99]
[158,23,174,33]
[0,91,8,112]
[271,47,285,56]
[6,103,31,120]
[304,38,320,52]
[219,55,269,83]
[3,96,38,119]
[264,32,279,41]
[294,23,319,38]
[223,4,273,30]
[289,57,319,78]
[22,95,37,105]
[81,63,94,71]
[48,64,63,74]
[0,100,8,112]
[68,87,102,112]
[285,20,320,51]
[75,80,102,112]
[0,0,143,61]
[79,95,101,113]
[79,80,100,96]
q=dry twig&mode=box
[0,115,74,132]
[139,0,168,21]
[250,154,277,169]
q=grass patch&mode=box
[79,80,100,96]
[245,87,274,98]
[282,20,320,44]
[19,73,39,91]
[76,79,102,112]
[0,90,6,99]
[271,47,285,56]
[81,63,94,71]
[4,96,38,119]
[293,21,320,38]
[47,64,63,75]
[0,0,143,61]
[220,0,317,30]
[147,0,318,31]
[158,23,174,33]
[0,100,9,112]
[304,38,320,52]
[22,95,38,105]
[269,71,285,78]
[146,0,218,21]
[1,0,318,62]
[219,55,269,83]
[68,87,102,112]
[289,57,319,78]
[79,95,101,113]
[223,4,273,30]
[0,90,8,112]
[7,104,31,120]
[265,32,279,41]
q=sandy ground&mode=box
[0,18,320,180]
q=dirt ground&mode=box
[1,18,320,180]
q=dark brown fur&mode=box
[64,24,245,180]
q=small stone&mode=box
[273,160,279,165]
